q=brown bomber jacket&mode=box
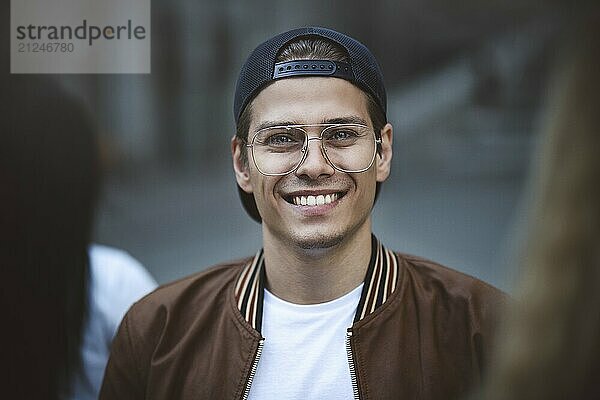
[99,236,507,400]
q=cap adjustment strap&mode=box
[272,60,353,80]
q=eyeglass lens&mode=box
[251,125,376,175]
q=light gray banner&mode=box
[11,0,150,73]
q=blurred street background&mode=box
[53,1,575,290]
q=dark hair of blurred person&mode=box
[0,75,100,399]
[481,8,600,400]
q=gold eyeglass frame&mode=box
[245,123,382,176]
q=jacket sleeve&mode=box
[470,284,510,378]
[99,312,146,399]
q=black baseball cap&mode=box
[233,26,387,223]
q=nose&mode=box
[294,137,335,179]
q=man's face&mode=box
[233,77,392,250]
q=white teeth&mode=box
[292,193,340,206]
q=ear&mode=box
[231,136,254,193]
[376,123,393,183]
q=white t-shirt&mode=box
[65,245,158,400]
[248,284,363,400]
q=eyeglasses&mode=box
[245,123,381,176]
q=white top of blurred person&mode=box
[65,245,157,400]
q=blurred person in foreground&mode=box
[480,9,600,400]
[0,76,157,400]
[100,27,507,400]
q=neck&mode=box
[262,222,373,304]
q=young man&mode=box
[100,27,507,400]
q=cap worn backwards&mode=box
[234,26,386,123]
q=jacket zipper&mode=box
[241,338,265,400]
[346,329,360,400]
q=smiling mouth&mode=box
[284,192,345,206]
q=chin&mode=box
[291,231,345,250]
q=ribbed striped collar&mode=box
[234,235,400,333]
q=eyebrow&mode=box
[253,120,299,132]
[253,116,368,132]
[322,116,368,125]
